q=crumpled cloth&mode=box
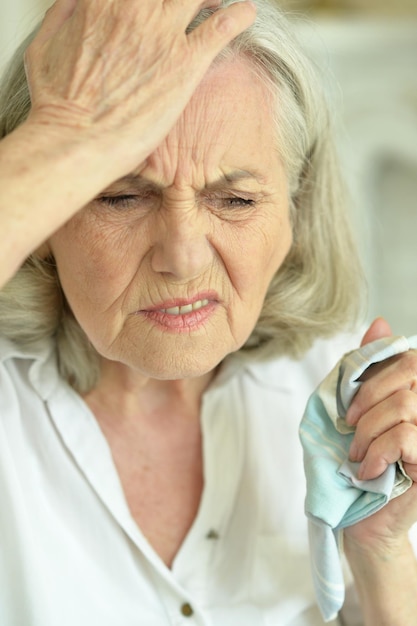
[299,334,417,622]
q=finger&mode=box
[346,349,417,426]
[402,462,417,483]
[357,422,417,480]
[349,389,417,462]
[360,316,392,347]
[172,0,222,23]
[161,0,221,33]
[193,0,223,14]
[188,0,223,28]
[187,1,256,62]
[200,0,222,8]
[32,0,77,47]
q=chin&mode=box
[118,343,228,380]
[138,354,222,381]
[99,328,240,381]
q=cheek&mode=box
[224,215,292,300]
[267,218,293,277]
[50,225,135,348]
[52,218,141,297]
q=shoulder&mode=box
[0,336,58,404]
[211,329,364,431]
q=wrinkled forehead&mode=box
[142,56,277,188]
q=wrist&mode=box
[344,529,412,562]
[0,117,143,288]
[24,105,148,178]
[344,533,417,626]
[11,114,145,191]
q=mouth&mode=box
[143,291,219,314]
[138,293,219,331]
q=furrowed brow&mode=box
[112,175,163,191]
[113,169,265,191]
[205,170,266,190]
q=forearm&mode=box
[344,534,417,625]
[0,119,140,287]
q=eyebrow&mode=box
[113,169,266,191]
[206,170,266,189]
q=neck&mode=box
[83,357,216,425]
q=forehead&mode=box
[196,54,272,109]
[143,56,277,186]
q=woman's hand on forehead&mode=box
[0,0,256,290]
[24,0,256,168]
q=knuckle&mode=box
[398,421,417,436]
[390,389,417,424]
[393,422,417,448]
[399,350,417,380]
[366,437,389,469]
[393,389,416,417]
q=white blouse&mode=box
[0,332,362,626]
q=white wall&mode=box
[297,18,417,334]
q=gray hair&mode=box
[0,0,365,392]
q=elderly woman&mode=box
[0,0,416,624]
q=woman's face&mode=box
[48,57,293,380]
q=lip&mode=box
[142,291,220,313]
[136,291,220,333]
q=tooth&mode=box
[194,299,209,311]
[159,299,210,315]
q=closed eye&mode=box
[225,197,256,208]
[96,190,161,211]
[97,195,140,208]
[95,190,258,214]
[200,194,259,222]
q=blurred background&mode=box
[1,0,416,335]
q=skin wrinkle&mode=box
[37,1,211,128]
[48,56,292,388]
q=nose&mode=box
[150,201,213,281]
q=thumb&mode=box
[360,316,393,347]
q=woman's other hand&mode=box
[343,318,417,625]
[345,318,417,546]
